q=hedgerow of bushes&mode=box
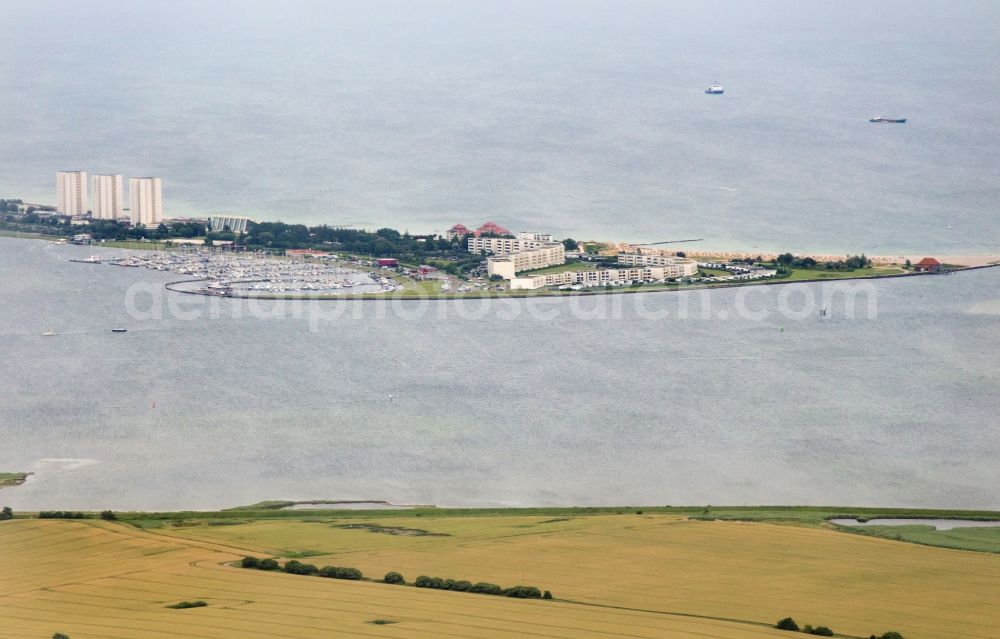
[413,576,547,599]
[239,557,552,600]
[240,556,362,580]
[776,617,903,639]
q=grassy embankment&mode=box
[2,507,998,639]
[102,240,172,250]
[0,472,30,488]
[772,266,907,281]
[0,229,60,240]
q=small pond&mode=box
[829,518,1000,531]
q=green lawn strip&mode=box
[0,472,30,488]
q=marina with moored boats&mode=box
[97,249,399,297]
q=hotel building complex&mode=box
[129,177,163,226]
[487,244,567,279]
[617,253,698,270]
[467,236,558,255]
[468,235,567,279]
[56,171,88,215]
[91,174,124,220]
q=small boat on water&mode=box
[705,83,725,95]
[870,116,906,123]
[111,328,128,333]
[70,256,102,264]
[42,330,59,336]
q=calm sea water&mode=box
[1,237,998,510]
[1,1,999,254]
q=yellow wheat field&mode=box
[163,514,1000,639]
[1,518,799,639]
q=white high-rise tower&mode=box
[56,171,88,215]
[129,177,163,226]
[91,174,124,220]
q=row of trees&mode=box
[241,556,363,580]
[776,618,833,635]
[776,617,903,639]
[414,576,549,599]
[0,199,24,213]
[1,508,117,521]
[774,253,871,270]
[240,557,552,600]
[1,215,208,242]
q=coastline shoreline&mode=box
[162,262,1000,302]
[4,232,998,302]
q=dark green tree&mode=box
[258,558,280,570]
[383,571,405,584]
[775,617,800,631]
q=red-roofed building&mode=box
[475,221,510,237]
[914,257,942,273]
[376,258,399,268]
[447,223,470,239]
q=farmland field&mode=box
[0,518,814,639]
[159,513,1000,638]
[16,512,991,639]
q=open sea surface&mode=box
[1,0,999,254]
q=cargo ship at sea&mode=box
[870,116,906,123]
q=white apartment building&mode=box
[209,215,252,233]
[91,174,124,220]
[56,171,88,215]
[617,253,699,277]
[487,244,566,279]
[511,266,682,290]
[129,177,163,226]
[468,236,551,255]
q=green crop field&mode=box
[0,472,29,488]
[833,522,1000,553]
